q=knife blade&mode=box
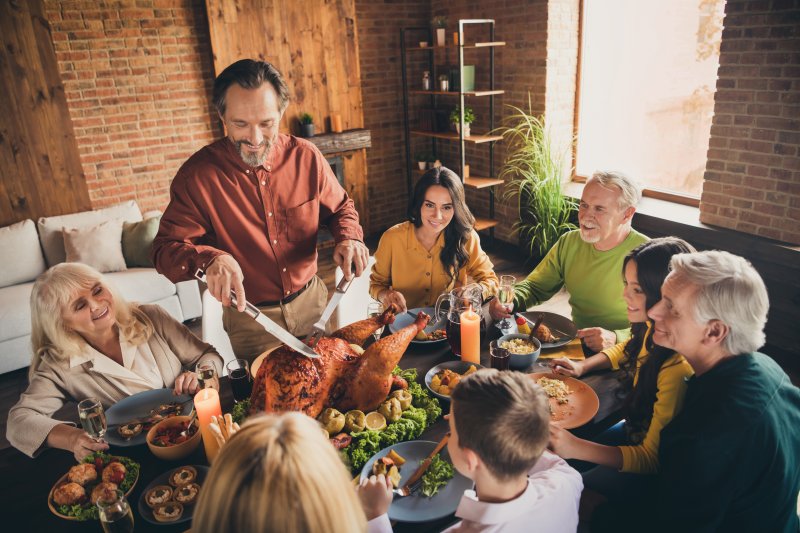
[194,269,319,359]
[312,274,353,340]
[401,433,450,491]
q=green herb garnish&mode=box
[420,454,454,497]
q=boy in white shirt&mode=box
[359,369,583,532]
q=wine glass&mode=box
[226,358,252,403]
[97,489,134,533]
[196,361,220,391]
[368,301,385,342]
[496,275,516,330]
[78,397,106,441]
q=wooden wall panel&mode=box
[0,0,90,227]
[205,0,370,231]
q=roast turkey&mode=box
[249,305,429,418]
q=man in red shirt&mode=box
[153,59,368,361]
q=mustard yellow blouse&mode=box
[369,222,499,309]
[602,322,694,474]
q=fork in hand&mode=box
[393,477,424,497]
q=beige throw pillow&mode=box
[62,219,127,273]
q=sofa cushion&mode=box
[0,220,46,288]
[122,215,161,268]
[63,219,128,273]
[0,282,35,342]
[38,201,142,266]
[105,268,177,304]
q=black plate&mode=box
[137,465,209,526]
[519,311,578,349]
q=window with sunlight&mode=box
[575,0,726,198]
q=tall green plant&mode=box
[496,99,577,260]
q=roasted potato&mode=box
[390,389,413,410]
[319,408,346,436]
[344,410,366,433]
[378,398,403,422]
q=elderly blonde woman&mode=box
[193,412,368,533]
[7,263,222,460]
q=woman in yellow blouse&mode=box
[548,237,695,474]
[369,167,498,311]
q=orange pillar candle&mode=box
[331,114,343,133]
[460,308,481,364]
[195,387,222,463]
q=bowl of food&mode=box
[497,333,542,370]
[424,361,484,402]
[146,415,201,461]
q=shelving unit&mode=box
[400,19,505,238]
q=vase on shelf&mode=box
[436,28,446,47]
[455,122,470,137]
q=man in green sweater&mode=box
[647,251,800,533]
[490,171,648,352]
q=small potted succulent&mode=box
[450,105,475,137]
[299,113,315,137]
[432,16,447,47]
[415,151,432,170]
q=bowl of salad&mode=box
[146,415,201,460]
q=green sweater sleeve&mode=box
[513,241,564,312]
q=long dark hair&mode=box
[408,167,475,286]
[619,237,696,441]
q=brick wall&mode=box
[699,0,800,245]
[45,0,221,213]
[355,0,431,232]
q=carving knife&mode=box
[308,270,354,347]
[194,269,319,359]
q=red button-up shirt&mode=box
[152,134,363,303]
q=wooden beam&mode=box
[305,129,371,156]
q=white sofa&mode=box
[0,201,202,375]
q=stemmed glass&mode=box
[78,397,107,441]
[196,361,220,391]
[496,275,516,330]
[368,301,385,342]
[97,489,134,533]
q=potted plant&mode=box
[495,96,577,265]
[299,113,315,137]
[415,151,432,170]
[450,105,475,137]
[432,16,447,47]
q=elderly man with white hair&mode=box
[647,250,800,533]
[491,170,649,352]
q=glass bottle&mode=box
[422,71,430,91]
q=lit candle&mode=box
[460,308,481,364]
[194,387,222,462]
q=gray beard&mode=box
[579,227,600,243]
[231,138,270,167]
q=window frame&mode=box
[570,0,704,209]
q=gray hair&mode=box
[213,59,290,116]
[669,251,769,355]
[588,170,642,211]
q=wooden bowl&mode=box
[146,416,201,461]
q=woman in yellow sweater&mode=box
[548,237,695,474]
[369,167,498,311]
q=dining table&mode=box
[0,323,624,532]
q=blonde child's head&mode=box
[193,412,367,533]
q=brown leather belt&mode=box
[255,279,313,307]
